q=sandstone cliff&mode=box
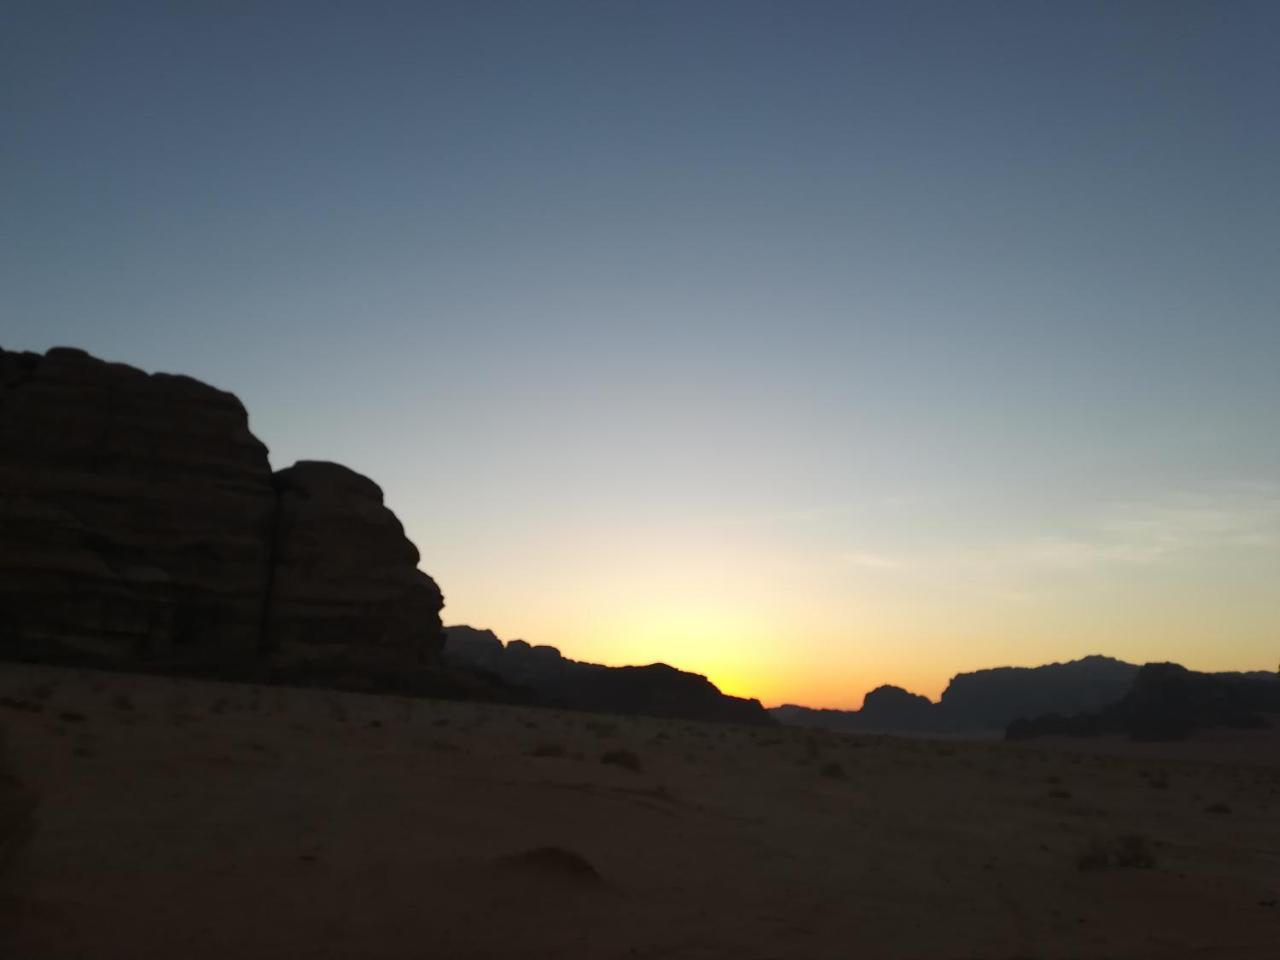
[0,346,443,682]
[268,461,445,687]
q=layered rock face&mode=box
[0,347,275,673]
[0,347,443,683]
[268,461,445,682]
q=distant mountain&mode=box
[772,655,1141,735]
[938,655,1140,730]
[773,684,937,733]
[1007,662,1280,741]
[443,626,774,726]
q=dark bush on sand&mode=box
[0,724,37,869]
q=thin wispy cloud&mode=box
[832,484,1280,578]
[838,551,905,570]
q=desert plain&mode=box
[2,663,1278,960]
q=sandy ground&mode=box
[1,664,1278,960]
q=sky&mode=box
[4,1,1278,708]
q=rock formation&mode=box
[443,625,774,725]
[857,685,936,731]
[1006,663,1280,741]
[938,655,1139,730]
[772,655,1141,735]
[0,346,443,685]
[0,347,275,674]
[772,685,938,735]
[268,461,445,686]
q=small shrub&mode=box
[819,761,846,779]
[601,749,641,772]
[1113,834,1157,868]
[112,695,135,713]
[1078,842,1111,871]
[1048,788,1072,799]
[1078,834,1156,870]
[58,711,86,724]
[530,742,566,758]
[1,724,38,866]
[1205,802,1232,814]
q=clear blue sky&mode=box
[4,2,1278,706]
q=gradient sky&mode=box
[4,2,1278,708]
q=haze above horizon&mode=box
[5,2,1278,709]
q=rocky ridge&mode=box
[1006,662,1280,741]
[443,625,774,725]
[772,655,1141,735]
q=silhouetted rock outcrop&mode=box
[0,346,276,674]
[1007,663,1280,742]
[443,625,774,725]
[0,347,443,687]
[939,655,1139,730]
[441,625,504,672]
[773,655,1141,735]
[268,461,445,686]
[859,685,936,730]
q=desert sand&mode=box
[2,663,1278,960]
